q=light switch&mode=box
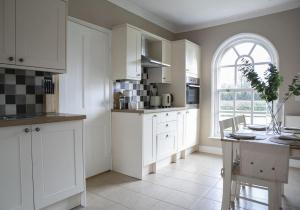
[295,96,300,102]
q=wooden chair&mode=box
[230,142,289,210]
[219,118,235,139]
[234,115,246,132]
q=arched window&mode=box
[212,33,279,136]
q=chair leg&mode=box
[281,183,284,196]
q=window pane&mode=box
[218,67,235,88]
[251,44,271,63]
[219,92,234,111]
[236,113,251,125]
[236,91,252,112]
[220,48,238,66]
[255,64,269,82]
[253,92,266,112]
[234,42,254,56]
[237,56,252,65]
[253,114,268,125]
[237,70,251,88]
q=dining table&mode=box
[221,129,300,210]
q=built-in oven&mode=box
[186,76,200,108]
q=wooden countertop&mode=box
[111,107,190,114]
[0,113,86,128]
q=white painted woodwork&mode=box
[156,132,177,161]
[32,121,84,209]
[14,0,66,71]
[177,111,185,151]
[185,109,200,148]
[185,40,200,77]
[143,114,157,166]
[147,40,172,83]
[0,126,34,210]
[59,19,111,178]
[112,24,142,80]
[0,0,15,65]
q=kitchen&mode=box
[1,0,300,210]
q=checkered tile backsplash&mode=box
[113,69,157,109]
[0,68,52,115]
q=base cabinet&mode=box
[32,121,84,209]
[0,126,34,210]
[156,132,176,161]
[0,121,85,210]
[185,109,200,148]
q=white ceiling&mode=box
[107,0,300,33]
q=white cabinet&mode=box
[0,0,66,73]
[185,41,200,77]
[172,39,200,78]
[112,24,142,80]
[185,109,200,148]
[147,40,172,83]
[32,121,84,209]
[143,114,157,166]
[0,0,15,65]
[0,126,34,210]
[60,19,111,178]
[0,120,85,210]
[177,111,185,151]
[156,132,176,161]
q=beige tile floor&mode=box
[75,152,300,210]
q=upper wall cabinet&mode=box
[0,0,67,73]
[172,39,201,78]
[112,24,142,80]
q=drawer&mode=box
[156,132,176,160]
[157,111,177,123]
[157,121,177,134]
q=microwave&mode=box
[186,76,200,108]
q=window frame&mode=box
[211,33,279,137]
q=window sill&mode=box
[208,136,221,141]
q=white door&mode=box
[185,109,199,148]
[157,132,176,161]
[0,0,15,65]
[60,19,111,178]
[143,114,157,166]
[177,111,185,151]
[127,26,141,80]
[0,126,34,210]
[31,121,84,209]
[15,0,66,70]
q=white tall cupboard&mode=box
[59,18,111,178]
[0,0,66,73]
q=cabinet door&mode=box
[0,126,34,210]
[185,109,199,148]
[157,132,176,161]
[32,121,84,209]
[177,111,185,151]
[15,0,66,70]
[162,40,172,83]
[0,0,15,65]
[185,41,199,77]
[127,26,141,80]
[143,114,157,166]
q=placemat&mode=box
[269,137,300,148]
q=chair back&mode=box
[219,118,235,139]
[240,141,289,183]
[234,115,246,131]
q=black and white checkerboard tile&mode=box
[113,69,157,108]
[0,68,52,115]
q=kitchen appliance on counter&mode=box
[161,93,173,107]
[186,76,200,108]
[150,96,161,108]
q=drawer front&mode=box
[157,111,177,123]
[156,132,176,160]
[157,121,177,134]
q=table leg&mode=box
[222,141,233,210]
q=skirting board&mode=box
[198,145,300,168]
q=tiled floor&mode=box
[75,152,300,210]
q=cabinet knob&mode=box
[35,127,40,132]
[8,57,14,61]
[166,113,168,116]
[166,124,169,127]
[137,74,141,76]
[166,134,169,138]
[24,128,31,133]
[19,58,24,62]
[163,77,166,80]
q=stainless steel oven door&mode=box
[186,84,200,108]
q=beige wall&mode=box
[68,0,175,40]
[176,8,300,148]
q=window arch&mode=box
[211,33,279,136]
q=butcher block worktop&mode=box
[0,113,86,128]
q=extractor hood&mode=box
[141,55,171,68]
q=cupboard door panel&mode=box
[0,0,15,65]
[157,132,176,160]
[143,114,157,166]
[0,126,34,210]
[32,121,84,209]
[127,26,141,80]
[16,0,66,70]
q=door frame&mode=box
[67,17,113,171]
